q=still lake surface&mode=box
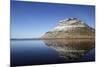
[11,39,95,66]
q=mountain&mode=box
[41,18,95,39]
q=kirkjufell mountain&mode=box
[42,18,95,38]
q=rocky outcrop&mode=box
[42,18,95,38]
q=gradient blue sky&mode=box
[11,1,95,38]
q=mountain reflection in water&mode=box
[11,39,95,66]
[43,39,95,61]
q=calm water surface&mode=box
[11,39,95,66]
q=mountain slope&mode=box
[41,18,95,38]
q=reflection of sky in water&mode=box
[11,39,95,66]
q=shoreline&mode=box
[11,38,95,40]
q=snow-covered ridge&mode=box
[50,18,87,31]
[58,18,85,25]
[51,25,86,31]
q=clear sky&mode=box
[11,1,95,38]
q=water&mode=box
[11,39,95,66]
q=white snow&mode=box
[50,25,86,31]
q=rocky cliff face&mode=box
[42,18,95,38]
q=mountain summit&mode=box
[42,18,95,38]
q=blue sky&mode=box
[11,1,95,38]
